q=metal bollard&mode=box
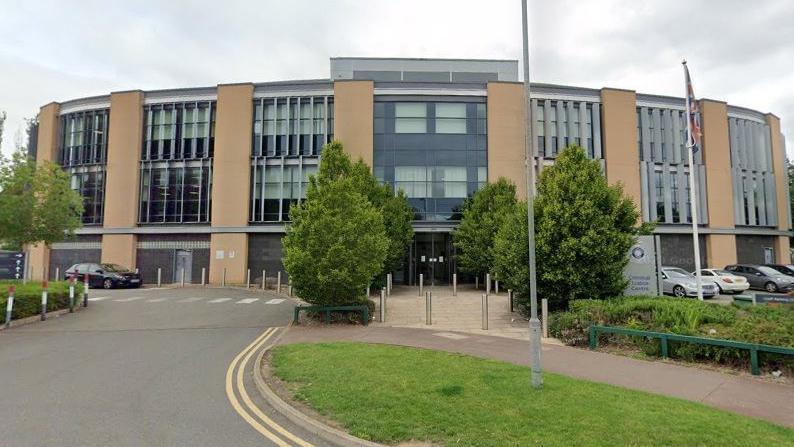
[246,269,251,289]
[288,280,293,297]
[482,293,489,330]
[418,273,424,297]
[41,280,48,321]
[262,270,267,290]
[495,280,499,295]
[542,298,549,338]
[69,279,75,313]
[5,285,15,328]
[386,273,392,296]
[475,276,479,290]
[453,273,457,296]
[380,289,386,322]
[366,286,370,297]
[222,268,227,287]
[508,289,514,313]
[277,272,282,294]
[181,268,186,287]
[486,273,491,295]
[201,267,206,286]
[425,291,432,325]
[157,268,162,288]
[55,267,60,282]
[83,274,89,307]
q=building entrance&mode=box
[407,233,455,286]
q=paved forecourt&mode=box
[0,286,334,447]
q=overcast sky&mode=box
[1,0,792,157]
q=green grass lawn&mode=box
[271,342,794,447]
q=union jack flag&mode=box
[683,62,702,153]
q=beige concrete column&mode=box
[601,88,641,213]
[767,114,789,232]
[700,100,737,267]
[101,90,144,269]
[333,80,374,167]
[774,236,791,264]
[26,102,62,280]
[210,83,254,284]
[209,233,248,284]
[705,234,737,268]
[487,82,526,199]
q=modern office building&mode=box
[26,57,791,285]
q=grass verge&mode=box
[271,342,794,447]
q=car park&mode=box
[724,264,794,293]
[64,263,141,289]
[693,268,749,294]
[661,267,719,298]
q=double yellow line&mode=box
[225,327,314,447]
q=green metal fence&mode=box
[589,325,794,375]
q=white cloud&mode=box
[1,0,791,156]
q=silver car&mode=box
[661,267,719,298]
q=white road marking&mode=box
[433,332,470,340]
[177,297,202,303]
[208,298,232,303]
[87,297,108,302]
[236,298,259,304]
[114,297,143,302]
[265,298,285,304]
[146,298,167,303]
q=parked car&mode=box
[724,264,794,293]
[692,268,750,294]
[661,267,718,298]
[763,264,794,277]
[64,263,141,289]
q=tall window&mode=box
[58,109,109,225]
[532,99,601,158]
[139,101,215,224]
[728,116,775,226]
[374,101,487,221]
[250,95,330,223]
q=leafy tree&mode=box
[0,151,83,249]
[453,178,518,280]
[493,145,650,311]
[283,142,389,306]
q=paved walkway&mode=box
[373,284,531,339]
[279,325,794,429]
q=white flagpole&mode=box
[683,60,704,301]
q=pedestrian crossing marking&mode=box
[236,298,259,304]
[114,297,143,302]
[265,298,285,304]
[208,298,232,303]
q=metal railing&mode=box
[589,325,794,375]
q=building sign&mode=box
[624,236,660,296]
[0,251,25,280]
[753,294,794,305]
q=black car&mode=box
[764,264,794,277]
[64,263,142,289]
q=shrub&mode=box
[0,280,84,321]
[550,296,794,372]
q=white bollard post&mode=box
[482,293,489,330]
[68,279,75,313]
[55,267,60,282]
[157,268,162,288]
[181,268,186,287]
[486,273,491,295]
[83,274,89,307]
[41,281,49,321]
[262,270,267,290]
[201,267,206,286]
[246,269,251,289]
[495,280,499,295]
[475,276,479,289]
[366,285,370,297]
[425,292,432,325]
[288,279,293,297]
[453,273,457,296]
[542,298,549,339]
[386,273,392,297]
[418,273,424,297]
[380,289,386,323]
[5,285,14,328]
[277,271,282,294]
[508,289,513,313]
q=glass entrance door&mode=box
[412,233,452,286]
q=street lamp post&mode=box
[522,0,543,388]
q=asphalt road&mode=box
[0,286,333,447]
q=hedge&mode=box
[550,296,794,372]
[0,280,84,322]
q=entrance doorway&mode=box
[175,249,192,283]
[409,233,454,286]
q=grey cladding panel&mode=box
[353,70,402,82]
[402,71,451,82]
[451,72,498,83]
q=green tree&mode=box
[0,151,83,249]
[453,178,518,280]
[493,145,650,311]
[283,142,389,306]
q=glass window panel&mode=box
[395,166,427,182]
[395,118,426,133]
[436,103,466,118]
[436,118,466,134]
[395,103,426,118]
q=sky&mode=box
[1,0,792,157]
